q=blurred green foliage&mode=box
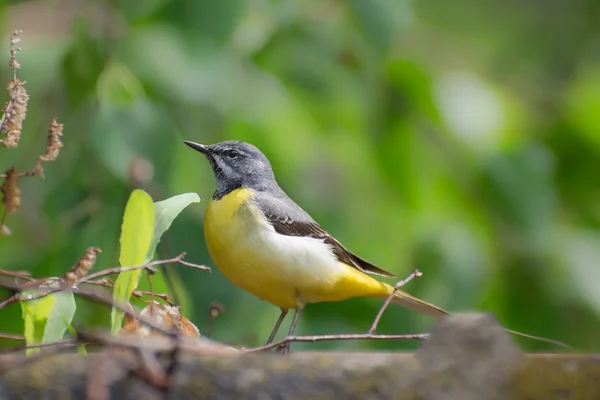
[0,0,599,352]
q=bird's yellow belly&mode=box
[204,188,390,309]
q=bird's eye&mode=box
[227,150,239,159]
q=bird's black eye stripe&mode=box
[226,149,239,159]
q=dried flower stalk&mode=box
[65,246,102,285]
[8,31,22,76]
[0,31,29,148]
[27,118,65,178]
[0,167,21,235]
[1,168,20,214]
[40,118,64,162]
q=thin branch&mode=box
[84,277,175,305]
[246,332,430,353]
[82,278,114,288]
[75,285,185,379]
[0,169,41,178]
[369,269,423,334]
[77,252,211,284]
[25,339,80,350]
[0,163,57,178]
[72,286,179,339]
[146,269,155,304]
[177,258,212,271]
[0,269,34,282]
[0,118,64,178]
[3,338,79,354]
[18,287,63,303]
[0,333,24,341]
[154,235,182,307]
[0,288,184,356]
[0,278,65,305]
[0,254,210,314]
[75,265,156,283]
[85,277,177,307]
[132,290,176,306]
[504,329,571,349]
[0,294,18,311]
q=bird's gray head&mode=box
[184,140,276,199]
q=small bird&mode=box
[184,140,567,351]
[184,140,447,349]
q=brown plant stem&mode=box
[0,333,25,341]
[0,253,210,312]
[71,286,180,338]
[368,269,423,335]
[0,269,33,281]
[77,252,210,284]
[0,294,18,311]
[246,332,430,353]
[132,290,176,306]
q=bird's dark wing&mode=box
[255,195,396,278]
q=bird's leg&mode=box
[265,308,288,345]
[279,305,304,354]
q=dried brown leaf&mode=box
[121,301,200,338]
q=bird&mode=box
[184,139,568,351]
[184,139,447,349]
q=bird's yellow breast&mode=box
[204,188,391,309]
[204,188,298,308]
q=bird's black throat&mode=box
[212,165,242,200]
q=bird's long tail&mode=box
[387,287,570,348]
[391,290,449,319]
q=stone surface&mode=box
[412,313,523,400]
[0,313,597,400]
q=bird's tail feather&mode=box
[389,289,570,348]
[391,290,449,319]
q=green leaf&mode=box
[146,193,201,263]
[111,189,155,334]
[20,280,76,355]
[21,291,54,355]
[43,292,76,344]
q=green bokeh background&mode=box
[1,0,599,352]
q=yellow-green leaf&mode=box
[111,189,155,334]
[20,280,76,355]
[21,291,54,355]
[145,192,200,263]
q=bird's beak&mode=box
[184,141,211,155]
